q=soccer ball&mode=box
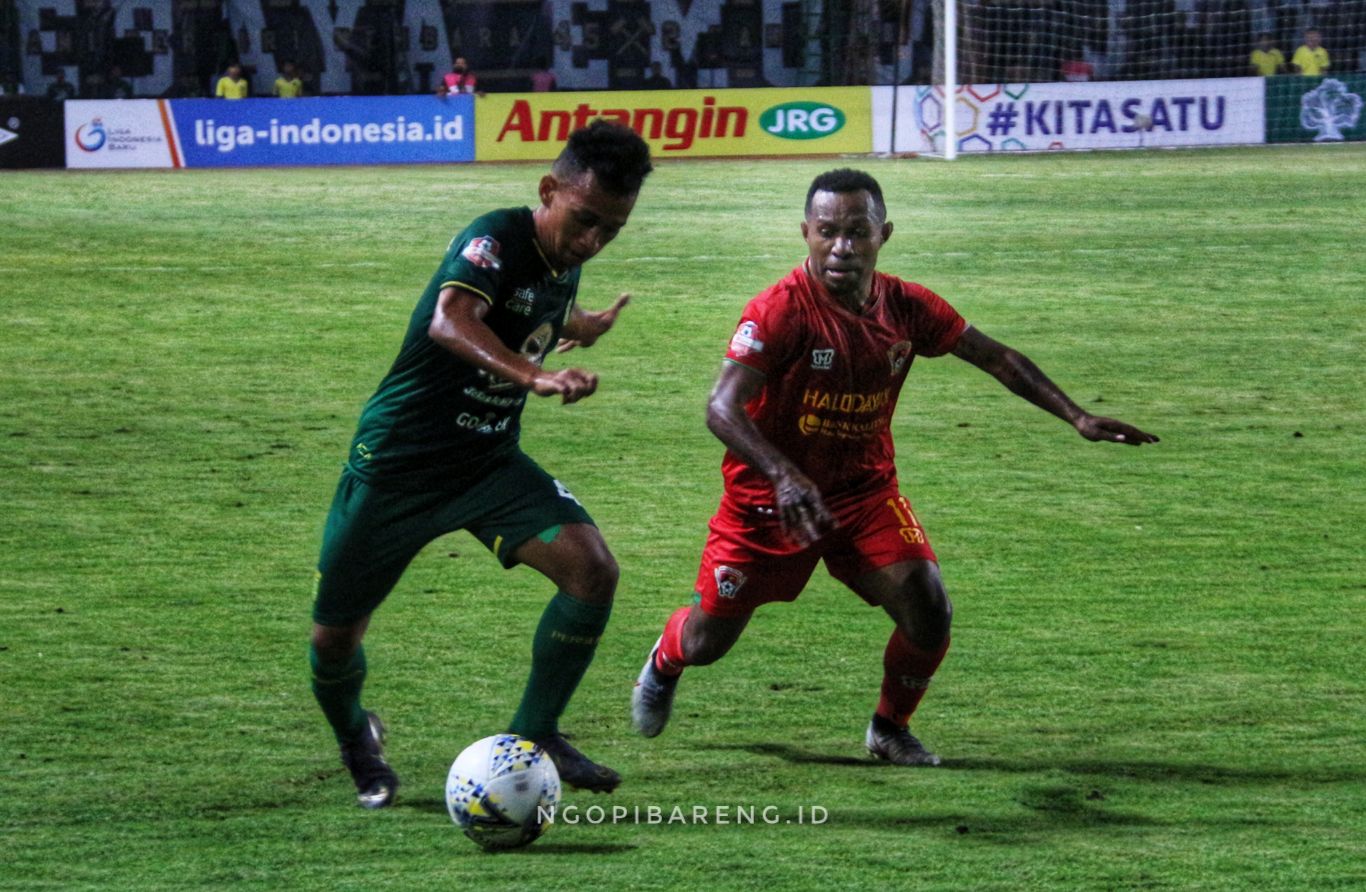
[445,734,560,851]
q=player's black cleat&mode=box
[631,637,679,738]
[340,711,400,808]
[535,733,621,793]
[865,714,942,767]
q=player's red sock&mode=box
[875,629,950,727]
[653,606,691,677]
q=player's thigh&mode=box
[312,471,447,627]
[694,497,821,619]
[825,486,939,595]
[825,488,950,640]
[511,523,618,604]
[853,560,951,644]
[850,557,944,604]
[458,453,603,570]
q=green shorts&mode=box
[312,450,594,626]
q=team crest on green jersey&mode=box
[479,321,555,393]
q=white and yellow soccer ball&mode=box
[445,734,560,851]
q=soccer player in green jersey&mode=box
[310,121,653,807]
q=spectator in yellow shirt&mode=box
[1291,29,1330,76]
[274,61,304,98]
[1249,33,1285,76]
[216,64,250,99]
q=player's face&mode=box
[535,172,637,270]
[802,190,892,305]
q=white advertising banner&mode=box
[65,100,179,169]
[874,78,1266,154]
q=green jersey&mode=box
[346,206,580,490]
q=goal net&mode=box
[881,0,1363,156]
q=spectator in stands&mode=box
[275,61,304,98]
[216,64,250,99]
[1291,28,1330,75]
[1250,33,1286,76]
[440,57,477,95]
[108,66,134,99]
[531,68,557,92]
[1059,36,1094,82]
[1060,57,1094,82]
[642,62,673,89]
[0,73,26,96]
[46,70,76,101]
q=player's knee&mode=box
[918,593,953,650]
[311,622,363,664]
[564,551,619,605]
[587,552,620,600]
[895,563,952,649]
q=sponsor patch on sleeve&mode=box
[729,320,765,357]
[461,235,502,270]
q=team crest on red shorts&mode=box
[462,236,502,270]
[714,565,748,599]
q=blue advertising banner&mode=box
[169,95,474,167]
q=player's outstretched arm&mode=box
[707,361,836,545]
[430,286,598,404]
[555,293,630,352]
[950,326,1159,446]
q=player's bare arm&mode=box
[555,292,631,352]
[430,285,598,404]
[950,326,1158,445]
[706,361,836,545]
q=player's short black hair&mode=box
[805,168,886,221]
[554,120,654,196]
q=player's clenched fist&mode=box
[533,367,599,403]
[772,468,836,548]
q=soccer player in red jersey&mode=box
[632,168,1158,764]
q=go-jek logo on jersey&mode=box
[74,118,108,152]
[760,102,845,140]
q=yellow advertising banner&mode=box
[475,87,872,161]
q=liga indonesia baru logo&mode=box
[74,118,107,152]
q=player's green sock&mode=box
[310,644,368,744]
[508,590,612,740]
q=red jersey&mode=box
[722,262,967,506]
[443,71,477,93]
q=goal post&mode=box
[943,0,958,160]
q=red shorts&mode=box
[694,483,938,618]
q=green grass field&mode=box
[3,145,1363,890]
